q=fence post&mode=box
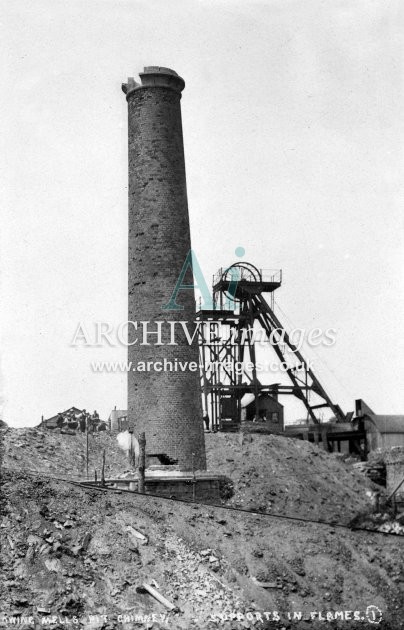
[101,449,106,486]
[139,432,146,494]
[86,416,89,479]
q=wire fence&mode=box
[3,466,402,538]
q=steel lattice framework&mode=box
[196,262,345,431]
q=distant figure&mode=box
[56,413,64,428]
[78,409,89,432]
[203,414,210,431]
[66,410,78,430]
[91,410,100,431]
[79,414,86,433]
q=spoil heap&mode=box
[0,425,396,523]
[1,467,403,630]
[206,432,376,524]
[1,423,404,628]
[2,426,128,479]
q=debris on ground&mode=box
[1,424,403,629]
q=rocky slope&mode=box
[1,424,403,629]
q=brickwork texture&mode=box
[123,66,206,471]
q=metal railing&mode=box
[213,267,282,286]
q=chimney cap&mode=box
[122,66,185,100]
[142,66,179,76]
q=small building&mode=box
[244,393,284,430]
[41,407,82,430]
[355,399,404,451]
[108,407,128,432]
[363,415,404,451]
[41,407,106,432]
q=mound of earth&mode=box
[3,426,378,525]
[206,432,377,524]
[1,426,128,479]
[1,468,403,630]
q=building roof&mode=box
[42,407,83,429]
[108,409,127,420]
[245,396,283,410]
[44,407,82,422]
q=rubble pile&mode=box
[377,517,404,535]
[1,468,404,629]
[206,433,378,523]
[349,509,404,535]
[2,425,128,479]
[352,459,386,487]
[1,424,404,628]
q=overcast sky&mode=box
[2,0,403,426]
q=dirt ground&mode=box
[1,424,403,630]
[206,432,379,524]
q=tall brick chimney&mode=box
[122,66,206,471]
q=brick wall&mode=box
[123,67,206,471]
